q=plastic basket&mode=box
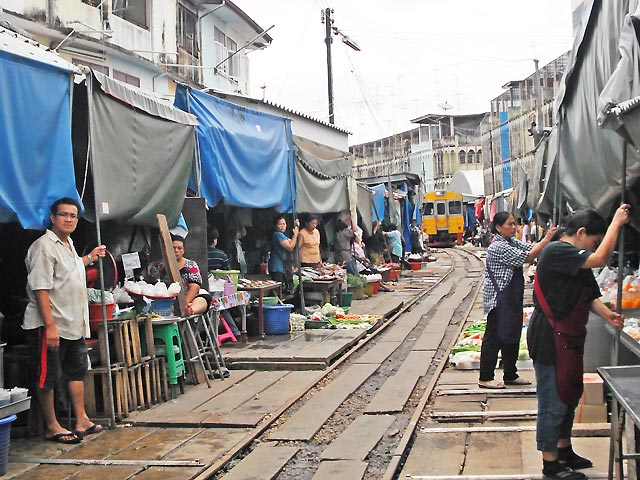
[263,296,279,306]
[149,298,176,316]
[0,414,16,475]
[408,261,422,270]
[210,270,240,292]
[263,304,294,335]
[89,303,116,333]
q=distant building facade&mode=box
[410,113,486,191]
[0,0,271,96]
[480,53,569,196]
[350,129,420,181]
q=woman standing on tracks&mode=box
[527,206,629,480]
[479,212,555,389]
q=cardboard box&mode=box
[575,403,607,423]
[581,373,604,404]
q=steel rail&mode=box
[194,249,470,480]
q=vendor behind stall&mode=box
[334,212,358,275]
[269,215,299,291]
[150,235,211,317]
[299,214,322,267]
[207,227,230,271]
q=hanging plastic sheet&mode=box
[77,72,197,227]
[293,135,351,213]
[0,37,80,229]
[175,85,295,212]
[371,184,386,222]
[548,0,638,214]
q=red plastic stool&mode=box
[217,313,237,346]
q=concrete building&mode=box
[0,0,272,96]
[410,113,486,191]
[480,53,569,197]
[350,129,420,181]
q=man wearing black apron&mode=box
[528,206,629,480]
[479,212,554,389]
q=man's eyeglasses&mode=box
[55,212,78,219]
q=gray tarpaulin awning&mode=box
[77,71,198,227]
[293,135,352,214]
[448,170,484,202]
[545,0,639,215]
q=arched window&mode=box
[476,149,482,163]
[459,151,466,164]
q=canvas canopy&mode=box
[74,71,197,227]
[174,85,295,212]
[536,0,639,216]
[0,27,81,229]
[448,170,485,202]
[293,135,351,214]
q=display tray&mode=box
[0,397,31,418]
[605,323,640,358]
[127,291,179,300]
[598,365,640,427]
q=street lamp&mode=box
[321,8,360,124]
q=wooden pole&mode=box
[156,214,188,316]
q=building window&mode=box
[113,69,140,88]
[459,151,466,164]
[82,0,102,6]
[477,149,482,163]
[214,27,239,77]
[177,4,198,58]
[112,0,148,29]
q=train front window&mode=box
[436,203,446,215]
[423,202,434,215]
[448,201,462,214]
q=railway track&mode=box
[202,248,485,479]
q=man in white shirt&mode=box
[23,198,106,444]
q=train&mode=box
[422,190,464,247]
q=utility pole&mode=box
[321,8,360,125]
[323,8,335,124]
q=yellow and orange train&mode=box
[421,190,464,247]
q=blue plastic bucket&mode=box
[263,304,294,335]
[0,414,16,475]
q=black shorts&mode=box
[26,327,88,390]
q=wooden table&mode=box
[303,278,343,306]
[238,282,282,337]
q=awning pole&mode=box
[613,140,628,368]
[287,131,305,312]
[87,73,116,428]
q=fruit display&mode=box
[238,278,279,288]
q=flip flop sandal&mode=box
[74,423,104,438]
[478,380,505,389]
[543,466,587,479]
[560,455,593,470]
[46,432,82,444]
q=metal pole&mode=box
[286,128,305,312]
[609,140,628,480]
[324,8,335,124]
[86,74,116,428]
[552,118,562,226]
[613,140,627,367]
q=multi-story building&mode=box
[410,113,486,191]
[350,129,420,181]
[480,53,569,197]
[0,0,271,96]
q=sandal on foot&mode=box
[559,454,593,470]
[504,377,532,386]
[74,423,104,438]
[478,380,505,389]
[46,432,82,444]
[543,466,587,479]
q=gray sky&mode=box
[233,0,574,145]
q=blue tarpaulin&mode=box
[401,183,411,248]
[0,49,81,229]
[371,184,386,222]
[174,85,295,212]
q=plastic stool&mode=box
[217,313,237,346]
[152,323,185,385]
